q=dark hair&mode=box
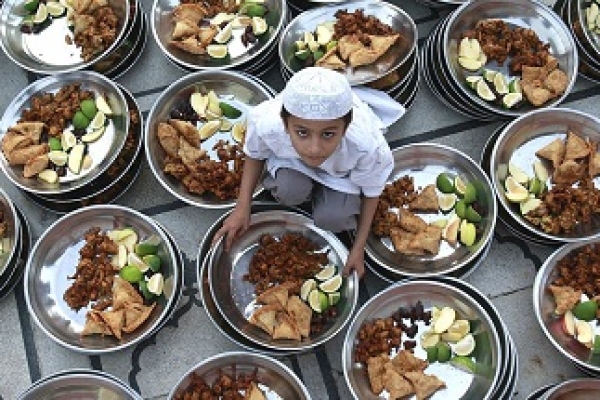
[280,106,353,130]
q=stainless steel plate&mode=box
[0,71,130,195]
[366,143,497,277]
[145,70,273,209]
[168,351,312,400]
[278,1,417,86]
[443,0,578,117]
[543,378,600,399]
[489,107,600,242]
[208,210,358,351]
[342,280,501,400]
[0,188,20,277]
[151,0,287,71]
[24,205,180,354]
[0,0,130,75]
[577,0,600,56]
[533,239,600,374]
[18,369,142,400]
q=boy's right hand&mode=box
[212,207,250,251]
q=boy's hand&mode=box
[342,246,365,279]
[212,208,250,251]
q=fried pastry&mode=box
[272,312,301,341]
[244,382,266,400]
[112,277,143,310]
[408,225,442,255]
[390,228,423,255]
[337,34,364,61]
[81,311,111,336]
[256,284,289,309]
[99,309,125,340]
[391,349,428,374]
[315,47,346,70]
[383,366,414,399]
[408,184,439,212]
[122,302,156,333]
[172,19,200,41]
[249,304,279,336]
[6,143,48,166]
[403,371,446,400]
[286,295,312,338]
[366,354,389,395]
[170,119,201,148]
[553,160,585,185]
[178,137,207,170]
[173,3,206,25]
[1,131,32,156]
[564,131,590,161]
[549,285,582,315]
[9,121,45,143]
[170,36,208,55]
[157,122,181,158]
[398,209,428,233]
[536,138,565,168]
[23,153,49,178]
[589,152,600,178]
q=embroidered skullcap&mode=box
[282,67,353,120]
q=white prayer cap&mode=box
[281,67,353,120]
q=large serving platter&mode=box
[0,71,130,195]
[366,143,497,278]
[279,0,417,86]
[489,108,600,242]
[342,279,502,399]
[168,351,312,400]
[151,0,287,71]
[24,205,181,353]
[145,70,273,209]
[533,239,600,374]
[0,0,130,75]
[442,0,578,118]
[23,83,143,214]
[208,209,358,351]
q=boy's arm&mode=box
[343,196,379,278]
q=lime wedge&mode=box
[482,68,497,82]
[46,1,66,17]
[33,3,48,24]
[48,150,68,166]
[300,279,316,301]
[207,44,228,59]
[435,341,451,362]
[425,346,438,362]
[219,102,242,119]
[449,356,477,373]
[308,289,329,313]
[295,49,310,61]
[465,75,482,90]
[24,0,39,13]
[79,99,97,119]
[251,16,268,35]
[72,110,90,130]
[438,193,456,213]
[135,236,160,256]
[214,22,233,44]
[454,175,468,196]
[231,121,246,143]
[328,292,341,306]
[88,110,106,130]
[143,254,161,273]
[147,273,165,295]
[95,95,113,116]
[120,265,143,283]
[38,169,58,183]
[454,333,476,356]
[508,77,522,94]
[493,72,509,95]
[476,79,496,102]
[127,252,149,273]
[314,265,336,281]
[436,173,455,194]
[138,280,155,301]
[462,182,477,204]
[502,92,523,109]
[319,274,342,293]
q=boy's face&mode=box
[283,114,348,168]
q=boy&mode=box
[213,67,394,277]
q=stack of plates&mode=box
[342,276,518,400]
[534,241,600,377]
[197,204,358,356]
[0,189,31,301]
[0,0,146,79]
[421,0,578,121]
[17,369,142,399]
[151,0,289,76]
[24,205,184,353]
[527,378,600,399]
[145,70,275,209]
[286,0,351,17]
[553,0,600,83]
[278,1,419,110]
[0,72,142,214]
[487,108,600,245]
[361,143,497,283]
[168,351,312,399]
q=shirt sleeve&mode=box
[350,140,393,197]
[242,107,271,160]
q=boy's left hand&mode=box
[343,247,365,279]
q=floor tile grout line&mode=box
[489,285,531,300]
[14,281,42,383]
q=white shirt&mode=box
[243,95,393,197]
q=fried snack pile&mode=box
[64,227,118,311]
[524,131,600,234]
[372,179,447,255]
[367,350,445,400]
[1,122,48,178]
[316,9,400,70]
[553,243,600,298]
[69,0,119,62]
[249,283,312,341]
[244,233,328,295]
[0,206,6,238]
[168,4,218,55]
[178,0,238,18]
[158,119,244,200]
[174,370,266,400]
[81,278,156,339]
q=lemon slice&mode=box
[147,273,165,295]
[95,95,113,115]
[251,16,268,36]
[48,150,68,166]
[214,22,233,44]
[88,110,106,130]
[300,278,316,301]
[199,120,221,140]
[38,169,58,183]
[454,333,476,356]
[46,1,66,17]
[448,319,470,337]
[207,44,228,59]
[319,274,342,293]
[314,265,336,281]
[128,252,149,273]
[458,57,483,72]
[33,3,48,24]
